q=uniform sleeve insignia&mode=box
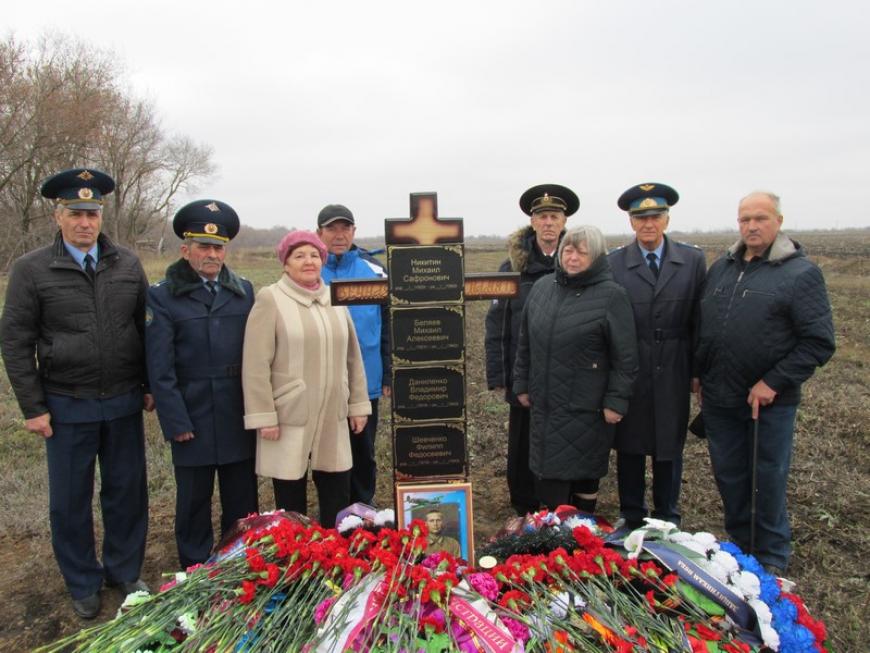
[205,202,220,212]
[78,188,94,200]
[145,306,154,326]
[204,223,219,234]
[639,184,655,191]
[77,170,94,181]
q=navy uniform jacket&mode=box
[607,236,706,460]
[146,259,255,467]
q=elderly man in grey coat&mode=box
[608,183,706,530]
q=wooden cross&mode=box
[330,192,518,490]
[331,193,520,305]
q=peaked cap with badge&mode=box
[519,184,580,217]
[173,199,240,245]
[40,168,115,211]
[617,183,679,217]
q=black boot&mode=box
[572,495,597,514]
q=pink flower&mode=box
[314,596,337,625]
[502,616,530,643]
[467,572,499,601]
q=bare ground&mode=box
[0,240,867,651]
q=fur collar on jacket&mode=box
[507,226,564,273]
[164,258,248,297]
[726,231,801,265]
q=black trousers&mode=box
[273,469,351,530]
[507,405,539,515]
[349,398,378,505]
[535,478,600,513]
[174,458,259,569]
[616,451,682,527]
[45,413,148,599]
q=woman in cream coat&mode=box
[242,230,371,528]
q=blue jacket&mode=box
[321,246,390,399]
[146,259,255,467]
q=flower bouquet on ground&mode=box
[478,505,613,561]
[35,510,830,652]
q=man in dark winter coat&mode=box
[513,226,638,512]
[484,183,579,516]
[317,204,390,506]
[697,191,835,575]
[146,200,258,569]
[0,168,151,619]
[609,183,706,530]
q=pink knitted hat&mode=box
[276,230,328,264]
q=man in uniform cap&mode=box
[608,183,706,531]
[146,200,259,569]
[1,168,152,618]
[485,183,579,516]
[316,204,390,507]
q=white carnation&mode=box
[760,623,780,650]
[120,590,151,608]
[337,515,364,533]
[749,598,772,624]
[374,509,395,526]
[711,550,739,574]
[642,518,678,533]
[178,612,198,635]
[679,539,711,557]
[692,532,718,550]
[564,515,596,530]
[733,570,761,600]
[667,531,694,544]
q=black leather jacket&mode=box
[1,232,148,418]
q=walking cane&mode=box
[749,398,760,556]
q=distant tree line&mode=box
[0,34,215,269]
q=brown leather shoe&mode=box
[71,593,100,619]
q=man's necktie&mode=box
[646,252,660,278]
[84,254,96,282]
[206,280,217,295]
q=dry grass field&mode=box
[0,231,867,651]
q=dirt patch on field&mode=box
[1,244,867,651]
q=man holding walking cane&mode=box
[696,191,835,576]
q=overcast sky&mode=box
[8,1,870,237]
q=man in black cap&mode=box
[608,183,706,531]
[485,183,579,516]
[316,204,390,507]
[146,200,259,568]
[0,168,151,618]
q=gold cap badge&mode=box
[77,170,94,181]
[639,184,655,191]
[205,202,220,212]
[78,188,94,200]
[638,198,659,209]
[204,223,219,234]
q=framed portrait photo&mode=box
[396,481,474,563]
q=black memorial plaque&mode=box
[394,422,467,480]
[388,245,463,305]
[391,306,464,365]
[392,366,464,422]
